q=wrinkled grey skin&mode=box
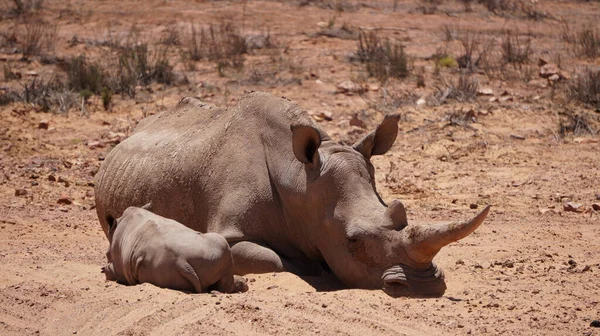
[103,204,248,293]
[95,92,490,297]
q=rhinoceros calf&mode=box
[102,204,247,293]
[96,92,490,297]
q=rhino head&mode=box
[289,114,490,297]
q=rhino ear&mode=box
[291,124,321,166]
[353,114,400,159]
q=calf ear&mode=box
[353,114,400,159]
[291,124,321,166]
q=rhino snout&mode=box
[381,263,446,298]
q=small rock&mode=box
[548,74,560,82]
[592,203,600,211]
[15,189,27,196]
[539,63,560,79]
[321,303,328,308]
[469,203,478,209]
[477,88,494,96]
[26,70,38,77]
[57,195,73,205]
[591,320,600,328]
[596,194,600,201]
[315,79,323,84]
[48,174,56,182]
[336,80,365,95]
[563,202,583,212]
[368,84,379,91]
[87,141,105,149]
[573,137,599,144]
[58,176,70,187]
[538,58,548,67]
[38,120,49,130]
[416,98,426,106]
[266,285,278,290]
[317,21,328,28]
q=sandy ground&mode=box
[2,0,600,335]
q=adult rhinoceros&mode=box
[95,92,490,297]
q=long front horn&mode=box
[403,206,491,263]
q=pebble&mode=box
[470,203,478,209]
[591,320,600,328]
[57,195,73,205]
[563,202,583,212]
[14,189,27,196]
[39,120,49,130]
[592,203,600,211]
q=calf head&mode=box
[290,114,490,297]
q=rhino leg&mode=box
[176,260,204,293]
[230,241,323,276]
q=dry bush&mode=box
[519,2,551,21]
[113,44,174,95]
[478,0,516,13]
[431,74,479,105]
[559,112,596,137]
[567,67,600,107]
[20,19,57,56]
[500,29,531,65]
[183,22,247,71]
[441,24,460,42]
[460,0,474,12]
[456,30,487,71]
[161,22,181,46]
[6,0,43,16]
[20,77,64,112]
[418,0,441,14]
[357,31,409,82]
[576,25,600,59]
[61,55,106,94]
[3,62,21,81]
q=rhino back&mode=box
[96,93,319,252]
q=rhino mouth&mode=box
[381,263,446,297]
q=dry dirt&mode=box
[1,1,600,335]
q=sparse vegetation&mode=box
[559,111,596,137]
[500,29,532,65]
[62,55,106,94]
[357,31,409,82]
[18,20,57,56]
[456,30,487,72]
[7,0,43,16]
[432,74,479,105]
[418,0,441,14]
[567,67,600,108]
[437,55,457,68]
[576,25,600,59]
[183,22,247,72]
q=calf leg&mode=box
[229,241,322,276]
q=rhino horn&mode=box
[405,205,491,263]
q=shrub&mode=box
[437,56,458,68]
[577,25,600,59]
[183,22,247,71]
[19,20,57,56]
[500,29,531,65]
[357,31,409,82]
[62,55,105,93]
[568,67,600,108]
[101,87,113,110]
